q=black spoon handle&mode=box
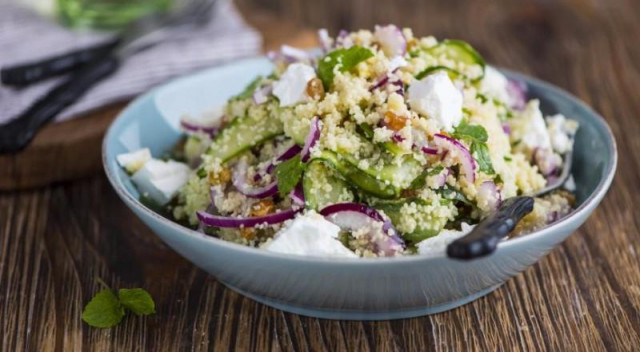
[1,39,119,87]
[446,196,534,260]
[0,55,119,154]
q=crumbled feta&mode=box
[480,66,511,104]
[131,159,191,205]
[388,56,408,72]
[546,114,577,154]
[273,63,316,107]
[117,148,151,174]
[519,100,551,150]
[264,213,357,258]
[408,72,463,132]
[417,223,475,255]
[182,106,225,128]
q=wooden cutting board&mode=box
[0,13,316,190]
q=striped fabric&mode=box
[0,0,262,124]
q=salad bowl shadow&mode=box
[103,57,617,320]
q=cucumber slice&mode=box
[415,65,465,81]
[313,152,398,198]
[427,39,486,81]
[206,114,283,162]
[303,160,353,210]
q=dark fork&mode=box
[0,0,216,154]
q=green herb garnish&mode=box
[82,280,155,328]
[453,120,488,143]
[275,154,305,197]
[317,46,374,89]
[471,141,495,174]
[453,120,494,174]
[118,288,156,316]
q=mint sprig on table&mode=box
[82,280,155,328]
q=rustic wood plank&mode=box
[2,0,640,351]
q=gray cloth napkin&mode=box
[0,0,262,124]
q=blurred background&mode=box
[0,0,625,189]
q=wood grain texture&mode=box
[1,0,639,350]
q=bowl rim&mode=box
[102,57,618,266]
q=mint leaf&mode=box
[233,76,262,100]
[275,154,305,197]
[453,120,488,143]
[317,46,374,89]
[118,288,156,316]
[82,289,125,328]
[471,141,495,174]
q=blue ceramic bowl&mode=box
[103,57,617,320]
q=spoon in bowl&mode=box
[446,145,574,260]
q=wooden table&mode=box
[2,0,639,350]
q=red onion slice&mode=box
[410,129,438,155]
[433,134,477,183]
[391,133,405,143]
[180,120,219,137]
[197,208,301,228]
[421,146,438,155]
[390,79,404,95]
[502,124,511,135]
[477,181,502,210]
[301,116,321,162]
[374,25,407,57]
[319,202,405,256]
[290,183,305,207]
[369,74,390,91]
[281,45,309,62]
[277,144,303,162]
[233,160,279,198]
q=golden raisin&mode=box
[208,167,231,185]
[306,77,325,100]
[250,199,276,217]
[240,227,256,241]
[384,111,408,131]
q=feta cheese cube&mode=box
[116,148,151,174]
[131,159,191,205]
[518,100,552,150]
[272,63,316,107]
[408,72,463,132]
[546,114,577,154]
[264,213,357,258]
[182,105,224,128]
[480,66,511,105]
